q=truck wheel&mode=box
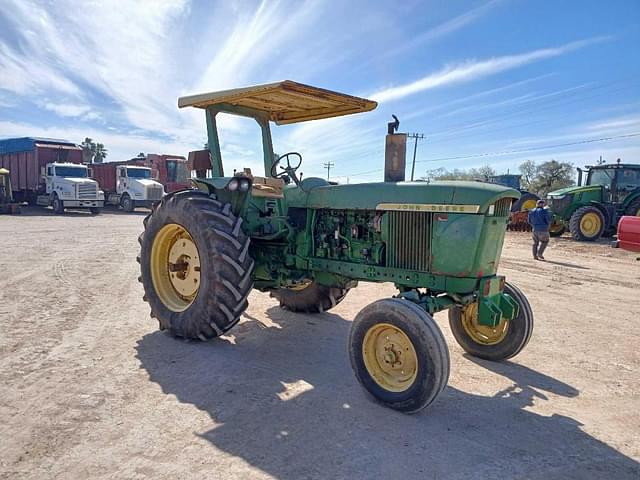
[271,281,351,313]
[121,195,134,212]
[138,191,254,340]
[448,282,533,361]
[625,197,640,217]
[90,207,101,215]
[570,205,605,241]
[52,195,64,214]
[349,298,450,413]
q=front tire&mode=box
[271,281,351,313]
[52,195,64,214]
[570,205,605,241]
[448,282,533,361]
[90,207,101,215]
[625,197,640,217]
[138,191,254,339]
[349,298,450,413]
[121,194,134,212]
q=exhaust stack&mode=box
[384,115,407,182]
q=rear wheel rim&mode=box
[150,223,201,312]
[580,212,601,237]
[461,302,509,345]
[521,199,537,211]
[362,323,418,392]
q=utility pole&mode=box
[323,161,335,181]
[408,133,424,181]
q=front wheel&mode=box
[138,191,254,339]
[549,220,566,237]
[121,195,134,212]
[52,195,64,214]
[349,298,450,413]
[90,207,101,215]
[570,206,605,241]
[448,282,533,361]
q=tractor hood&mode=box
[288,181,520,213]
[548,184,600,197]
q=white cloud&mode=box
[41,102,91,118]
[370,37,607,103]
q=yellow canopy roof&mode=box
[178,80,377,125]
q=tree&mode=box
[529,160,574,196]
[80,138,108,163]
[518,160,536,190]
[93,143,108,163]
[137,152,146,158]
[81,137,96,164]
[421,165,495,182]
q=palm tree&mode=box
[94,143,108,163]
[81,137,96,164]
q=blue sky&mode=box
[1,0,639,182]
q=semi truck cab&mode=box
[111,165,164,211]
[37,162,104,214]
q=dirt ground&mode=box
[1,207,639,480]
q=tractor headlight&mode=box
[239,178,250,192]
[228,178,239,191]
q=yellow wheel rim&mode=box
[579,212,602,237]
[636,207,640,217]
[150,223,201,312]
[549,221,564,234]
[461,303,509,345]
[362,323,418,392]
[521,199,538,211]
[287,280,312,291]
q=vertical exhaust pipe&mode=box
[384,115,407,182]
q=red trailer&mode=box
[0,137,83,203]
[127,154,191,192]
[613,216,640,253]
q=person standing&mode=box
[528,199,553,260]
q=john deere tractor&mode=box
[547,160,640,241]
[138,81,533,413]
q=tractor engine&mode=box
[313,209,385,265]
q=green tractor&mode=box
[547,160,640,241]
[138,81,533,413]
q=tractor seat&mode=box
[242,168,284,198]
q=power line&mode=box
[415,132,640,164]
[340,132,640,178]
[323,161,335,180]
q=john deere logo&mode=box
[376,203,480,213]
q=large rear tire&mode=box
[570,205,605,241]
[625,197,640,217]
[448,282,533,361]
[271,281,351,313]
[512,192,539,212]
[138,191,254,339]
[349,298,450,413]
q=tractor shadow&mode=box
[136,306,639,480]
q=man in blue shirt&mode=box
[527,199,553,260]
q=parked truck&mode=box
[0,137,103,213]
[90,163,165,211]
[127,154,191,193]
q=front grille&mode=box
[386,211,431,271]
[548,194,573,215]
[78,183,97,199]
[147,186,164,200]
[491,198,512,217]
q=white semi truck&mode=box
[36,162,104,214]
[91,163,165,211]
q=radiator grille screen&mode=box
[492,198,512,217]
[386,211,432,271]
[78,183,97,199]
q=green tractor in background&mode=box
[487,174,540,212]
[138,81,533,413]
[547,160,640,241]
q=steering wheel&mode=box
[271,152,302,179]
